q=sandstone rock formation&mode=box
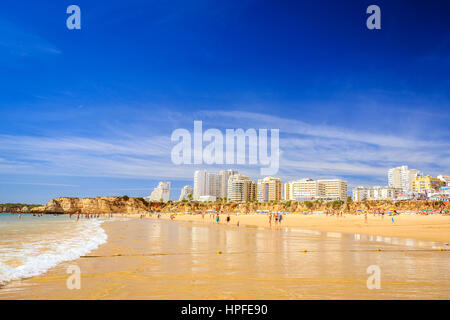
[28,197,449,215]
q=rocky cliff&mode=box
[30,197,150,214]
[28,197,450,215]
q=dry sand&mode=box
[161,213,450,243]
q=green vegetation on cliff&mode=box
[1,203,42,208]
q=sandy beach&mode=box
[1,213,449,299]
[163,213,450,243]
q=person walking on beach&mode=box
[216,214,220,223]
[364,213,368,224]
[278,212,283,225]
[269,213,272,226]
[226,215,230,224]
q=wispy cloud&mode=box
[0,19,61,57]
[0,182,79,187]
[0,109,448,192]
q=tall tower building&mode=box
[388,166,420,193]
[207,172,221,198]
[219,169,238,199]
[193,170,208,200]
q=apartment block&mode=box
[147,181,171,202]
[317,179,348,201]
[412,176,446,193]
[179,185,193,201]
[227,174,256,203]
[388,165,420,193]
[352,186,401,201]
[220,169,238,199]
[257,176,282,202]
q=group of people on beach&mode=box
[268,212,283,226]
[68,213,113,222]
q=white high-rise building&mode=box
[207,172,221,198]
[286,179,325,200]
[193,170,223,200]
[179,185,193,201]
[352,186,401,201]
[318,179,348,201]
[193,170,208,200]
[146,181,171,202]
[285,179,348,201]
[220,169,238,199]
[388,166,420,193]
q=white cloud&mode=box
[0,110,448,190]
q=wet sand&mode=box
[1,215,449,300]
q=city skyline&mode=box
[150,164,449,203]
[1,0,450,204]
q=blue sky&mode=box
[0,0,449,203]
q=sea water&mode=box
[0,213,107,285]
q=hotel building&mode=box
[220,169,238,199]
[412,176,446,193]
[388,165,420,193]
[285,179,325,200]
[193,170,208,200]
[227,174,256,203]
[194,169,237,200]
[285,179,348,201]
[317,179,348,201]
[179,185,193,201]
[257,176,282,202]
[352,186,401,201]
[147,181,171,202]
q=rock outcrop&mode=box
[31,197,150,214]
[28,197,450,215]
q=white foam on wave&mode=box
[0,219,107,285]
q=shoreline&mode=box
[3,211,450,243]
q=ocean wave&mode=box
[0,219,107,285]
